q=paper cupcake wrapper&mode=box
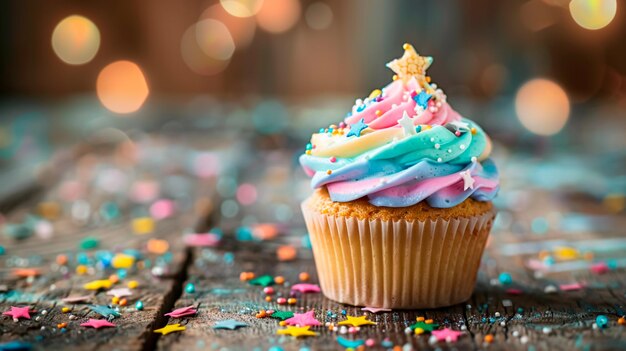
[301,202,496,309]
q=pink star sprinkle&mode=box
[165,306,197,318]
[431,327,464,342]
[361,307,391,313]
[284,310,321,327]
[560,283,584,291]
[290,283,321,294]
[3,306,31,320]
[80,319,116,329]
[183,233,220,247]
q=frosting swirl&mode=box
[299,44,499,208]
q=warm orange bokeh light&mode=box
[51,15,100,65]
[201,4,256,49]
[515,78,570,136]
[256,0,301,33]
[96,61,149,114]
[180,24,230,76]
[570,0,617,30]
[220,0,264,18]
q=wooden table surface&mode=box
[0,132,624,351]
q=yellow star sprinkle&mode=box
[276,326,319,337]
[83,279,113,290]
[154,323,186,335]
[386,43,433,86]
[338,315,377,327]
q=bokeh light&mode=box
[96,61,149,114]
[195,19,236,60]
[569,0,617,30]
[305,2,333,30]
[201,4,256,49]
[515,79,570,136]
[220,0,264,18]
[256,0,301,33]
[181,23,230,76]
[51,15,100,65]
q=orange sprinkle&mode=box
[276,246,297,261]
[392,75,398,81]
[287,298,297,305]
[147,239,170,254]
[274,276,285,284]
[305,150,311,155]
[425,319,433,324]
[265,296,272,302]
[471,127,477,135]
[240,272,249,281]
[56,255,68,266]
[279,321,287,326]
[484,334,494,343]
[108,274,119,283]
[618,316,626,325]
[119,298,128,306]
[375,110,382,117]
[57,323,67,329]
[402,43,410,50]
[416,317,425,322]
[426,76,431,83]
[299,272,310,282]
[112,297,120,305]
[326,170,332,175]
[13,268,40,278]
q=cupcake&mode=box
[299,44,499,309]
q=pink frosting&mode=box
[344,79,462,129]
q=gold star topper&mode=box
[386,43,433,87]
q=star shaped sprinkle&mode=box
[398,111,417,137]
[154,323,186,335]
[410,321,439,333]
[248,275,274,287]
[106,288,133,298]
[337,336,365,348]
[290,283,321,294]
[212,319,248,330]
[165,306,197,318]
[361,307,391,313]
[2,306,31,320]
[276,326,318,338]
[338,315,377,327]
[346,118,368,138]
[431,327,464,342]
[88,305,120,319]
[270,310,294,321]
[386,43,433,83]
[460,170,475,190]
[62,295,91,304]
[284,310,321,327]
[83,280,113,291]
[413,91,432,109]
[80,319,116,329]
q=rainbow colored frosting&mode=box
[299,44,499,208]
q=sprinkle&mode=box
[498,272,513,286]
[299,272,310,281]
[346,118,368,138]
[274,276,285,284]
[431,328,464,342]
[127,280,139,289]
[596,315,609,328]
[291,283,321,293]
[329,157,336,163]
[271,310,294,320]
[277,245,297,261]
[61,307,71,313]
[361,307,391,313]
[154,324,186,335]
[249,275,275,287]
[277,298,287,305]
[618,316,625,325]
[285,310,321,327]
[240,272,255,281]
[338,315,376,327]
[80,319,115,329]
[326,170,332,175]
[263,287,274,295]
[375,110,382,116]
[287,298,297,305]
[185,283,196,294]
[471,127,477,134]
[484,334,494,343]
[135,301,144,310]
[276,326,318,337]
[337,336,365,348]
[83,280,113,291]
[131,217,154,235]
[3,306,31,320]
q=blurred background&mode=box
[0,0,625,213]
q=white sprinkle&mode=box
[448,149,452,153]
[520,336,529,344]
[41,310,47,315]
[461,325,467,331]
[466,304,472,309]
[544,285,558,294]
[471,156,477,163]
[512,331,520,337]
[460,144,466,150]
[500,321,506,327]
[428,335,438,345]
[430,137,435,142]
[542,327,552,334]
[434,143,440,149]
[490,278,499,286]
[494,312,501,317]
[339,326,348,334]
[502,299,513,307]
[437,158,442,163]
[592,323,598,330]
[404,327,412,334]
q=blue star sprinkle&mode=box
[413,91,432,109]
[88,305,121,319]
[213,319,248,330]
[337,336,365,348]
[346,118,368,138]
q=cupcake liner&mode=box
[301,202,496,309]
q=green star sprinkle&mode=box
[248,275,275,287]
[271,310,294,321]
[409,321,439,333]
